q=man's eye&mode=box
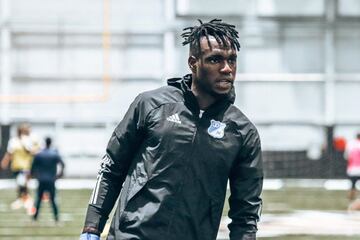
[228,58,237,64]
[209,58,220,63]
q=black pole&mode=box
[325,124,335,178]
[0,124,11,178]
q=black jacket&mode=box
[84,74,263,240]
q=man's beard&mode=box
[197,78,232,99]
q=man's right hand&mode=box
[79,233,100,240]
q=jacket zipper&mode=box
[166,114,200,235]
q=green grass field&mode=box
[0,187,359,239]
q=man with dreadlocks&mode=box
[80,19,263,240]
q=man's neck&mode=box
[190,83,216,110]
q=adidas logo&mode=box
[166,113,181,124]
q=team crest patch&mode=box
[207,120,226,139]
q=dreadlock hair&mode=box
[181,18,240,57]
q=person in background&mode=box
[30,137,65,222]
[0,123,39,213]
[344,133,360,200]
[80,19,263,240]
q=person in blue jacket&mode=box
[30,137,65,222]
[81,19,263,240]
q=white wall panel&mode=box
[235,82,324,122]
[335,83,360,121]
[8,81,162,122]
[11,0,103,24]
[242,47,282,73]
[13,48,103,76]
[109,0,164,30]
[177,0,325,16]
[121,47,163,76]
[335,29,360,73]
[13,49,59,75]
[257,0,324,16]
[338,0,360,16]
[177,0,252,16]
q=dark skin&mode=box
[188,36,237,110]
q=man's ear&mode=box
[188,56,197,73]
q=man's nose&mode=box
[220,61,232,74]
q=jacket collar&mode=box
[167,74,235,118]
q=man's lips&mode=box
[215,79,233,90]
[217,79,233,84]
